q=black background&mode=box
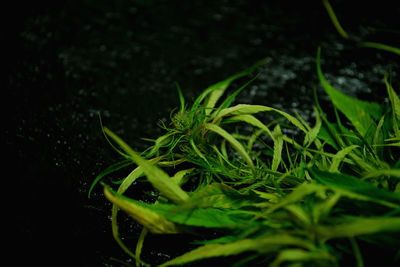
[6,1,399,266]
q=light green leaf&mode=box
[104,186,179,234]
[104,127,189,204]
[135,228,148,267]
[107,184,252,229]
[329,145,359,173]
[190,138,209,165]
[303,106,322,147]
[181,183,264,210]
[204,74,244,116]
[373,115,385,156]
[175,82,185,114]
[111,187,252,229]
[284,204,311,227]
[212,104,272,122]
[195,58,269,116]
[270,248,335,267]
[312,192,341,223]
[163,207,251,228]
[252,190,279,203]
[362,169,400,180]
[315,217,400,240]
[217,74,260,111]
[358,42,400,56]
[111,165,147,262]
[272,124,283,172]
[204,123,255,170]
[118,157,162,195]
[265,183,326,214]
[159,235,315,267]
[322,0,349,39]
[213,104,308,133]
[146,133,173,158]
[230,114,274,139]
[171,168,195,186]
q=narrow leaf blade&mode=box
[309,168,400,205]
[204,123,255,170]
[272,124,283,172]
[104,186,179,234]
[104,127,189,204]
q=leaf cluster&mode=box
[92,48,400,266]
[90,1,400,265]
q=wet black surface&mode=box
[7,1,399,266]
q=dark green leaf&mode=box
[309,168,400,205]
[317,48,383,137]
[88,159,132,198]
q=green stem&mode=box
[358,42,400,55]
[322,0,349,39]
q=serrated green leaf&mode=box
[165,207,251,228]
[126,198,251,229]
[181,183,264,210]
[309,168,400,205]
[317,48,383,137]
[108,183,255,229]
[272,124,283,172]
[104,186,179,234]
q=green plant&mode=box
[91,47,400,266]
[90,1,400,266]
